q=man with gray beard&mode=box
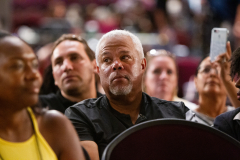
[65,30,193,160]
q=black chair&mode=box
[102,119,240,160]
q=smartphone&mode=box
[209,28,229,62]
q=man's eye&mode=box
[70,55,79,61]
[122,55,130,60]
[103,58,110,62]
[54,60,63,66]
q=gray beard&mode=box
[109,82,133,95]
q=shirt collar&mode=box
[102,92,146,116]
[233,112,240,120]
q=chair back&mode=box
[102,119,240,160]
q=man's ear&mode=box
[96,66,100,74]
[141,58,147,71]
[92,59,100,74]
[92,59,98,74]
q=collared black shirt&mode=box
[39,91,103,114]
[65,92,189,158]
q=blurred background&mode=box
[1,0,240,103]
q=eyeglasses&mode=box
[198,66,218,75]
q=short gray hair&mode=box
[95,30,144,66]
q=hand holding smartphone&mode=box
[210,28,229,62]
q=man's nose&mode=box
[112,60,124,71]
[62,59,73,71]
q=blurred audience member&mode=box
[214,46,240,141]
[65,3,84,34]
[36,42,53,76]
[40,1,72,43]
[194,42,240,126]
[0,30,85,160]
[144,49,197,110]
[40,34,102,113]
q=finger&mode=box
[215,53,226,63]
[212,61,219,68]
[226,41,232,59]
[213,59,223,68]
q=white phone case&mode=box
[210,28,228,62]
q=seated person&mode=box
[39,34,102,113]
[65,30,194,160]
[214,46,240,141]
[193,42,240,126]
[144,49,197,110]
[0,31,85,159]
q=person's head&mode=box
[51,34,96,97]
[36,43,54,76]
[230,47,240,95]
[194,57,227,98]
[144,49,178,101]
[95,30,146,96]
[0,30,42,108]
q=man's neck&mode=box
[61,88,97,103]
[108,91,143,124]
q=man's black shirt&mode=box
[65,92,189,158]
[39,91,103,113]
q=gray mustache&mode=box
[109,72,130,83]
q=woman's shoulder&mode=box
[36,109,72,135]
[34,109,85,159]
[35,109,74,150]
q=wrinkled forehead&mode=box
[99,35,134,53]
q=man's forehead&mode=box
[56,40,84,50]
[52,41,85,58]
